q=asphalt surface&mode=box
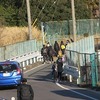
[25,63,100,100]
[0,63,100,100]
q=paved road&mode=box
[27,64,100,100]
[0,63,100,100]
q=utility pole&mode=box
[26,0,32,40]
[41,22,45,44]
[99,0,100,30]
[71,0,76,41]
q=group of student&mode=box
[41,40,67,64]
[41,42,55,64]
[41,40,68,83]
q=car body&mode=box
[0,60,22,86]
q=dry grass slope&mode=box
[0,26,99,47]
[0,27,42,46]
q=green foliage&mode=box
[84,33,89,37]
[0,0,96,27]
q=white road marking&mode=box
[56,83,98,100]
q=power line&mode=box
[38,0,59,22]
[32,0,59,27]
[50,0,58,9]
[32,0,42,18]
[32,0,50,26]
[51,0,59,20]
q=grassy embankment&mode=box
[1,26,99,47]
[0,26,42,46]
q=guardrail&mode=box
[9,51,43,70]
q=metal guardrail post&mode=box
[84,54,88,85]
[77,53,81,85]
[90,53,98,87]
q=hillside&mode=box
[0,27,42,46]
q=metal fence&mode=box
[0,40,43,61]
[46,35,68,46]
[64,36,99,87]
[65,50,98,87]
[94,38,100,86]
[43,19,100,36]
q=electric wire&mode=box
[51,0,59,21]
[32,0,42,18]
[37,0,59,26]
[50,0,58,9]
[40,0,58,21]
[32,0,50,26]
[32,0,58,26]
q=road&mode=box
[0,63,100,100]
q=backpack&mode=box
[21,85,31,99]
[58,50,62,57]
[61,45,65,49]
[49,49,53,55]
[43,48,47,54]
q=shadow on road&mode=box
[0,86,17,90]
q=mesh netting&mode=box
[43,19,100,36]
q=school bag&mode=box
[21,85,32,99]
[61,45,65,49]
[58,50,62,57]
[43,48,47,54]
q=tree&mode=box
[0,0,94,27]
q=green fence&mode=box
[65,50,98,87]
[43,19,100,36]
[0,40,43,61]
[46,35,68,46]
[67,36,95,54]
[64,36,99,87]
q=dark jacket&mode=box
[17,84,34,100]
[56,58,63,72]
[48,46,55,56]
[54,41,60,52]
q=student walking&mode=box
[48,45,55,63]
[60,41,65,55]
[56,57,63,82]
[41,45,48,64]
[17,78,34,100]
[52,62,58,82]
[54,41,60,56]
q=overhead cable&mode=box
[34,0,59,27]
[32,0,50,26]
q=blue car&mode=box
[0,60,22,86]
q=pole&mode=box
[26,0,32,40]
[99,0,100,33]
[41,22,45,44]
[71,0,76,41]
